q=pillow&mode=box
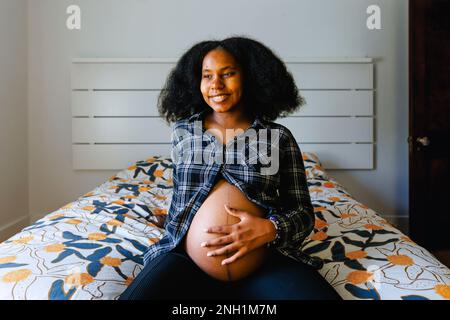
[113,155,174,187]
[301,152,329,181]
[116,152,328,185]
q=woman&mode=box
[119,36,341,300]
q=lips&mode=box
[209,94,230,103]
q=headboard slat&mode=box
[71,58,375,170]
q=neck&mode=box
[208,107,253,129]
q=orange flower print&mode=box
[346,250,368,260]
[341,213,358,219]
[148,237,160,245]
[364,224,383,231]
[328,197,340,202]
[125,277,134,286]
[65,273,94,287]
[434,284,450,300]
[88,233,107,241]
[153,208,167,216]
[49,214,65,220]
[387,255,414,266]
[347,271,374,285]
[0,256,16,264]
[45,244,66,253]
[100,256,122,267]
[2,269,32,283]
[154,170,164,177]
[310,231,328,241]
[127,165,137,170]
[65,219,82,225]
[315,218,328,230]
[323,182,335,188]
[107,219,123,226]
[313,206,326,212]
[13,236,33,244]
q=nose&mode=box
[210,76,224,90]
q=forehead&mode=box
[202,49,239,70]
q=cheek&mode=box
[200,81,208,99]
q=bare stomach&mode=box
[183,179,268,282]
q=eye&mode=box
[222,72,234,77]
[203,74,212,79]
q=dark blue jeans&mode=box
[119,244,341,300]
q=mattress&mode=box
[0,153,449,300]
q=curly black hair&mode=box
[158,36,304,124]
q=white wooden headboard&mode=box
[71,58,374,170]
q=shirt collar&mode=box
[188,109,268,129]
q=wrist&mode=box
[265,216,280,247]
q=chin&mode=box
[210,104,234,113]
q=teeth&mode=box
[211,95,228,102]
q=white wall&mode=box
[27,0,409,229]
[0,0,29,241]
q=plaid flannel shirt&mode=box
[143,109,322,269]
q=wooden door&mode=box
[409,0,450,250]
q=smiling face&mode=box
[200,48,244,114]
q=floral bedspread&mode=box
[0,154,449,300]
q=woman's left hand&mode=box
[202,204,277,266]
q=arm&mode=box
[203,128,314,265]
[267,128,314,249]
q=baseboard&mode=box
[0,215,31,243]
[29,213,47,225]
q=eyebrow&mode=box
[202,66,237,72]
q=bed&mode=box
[1,152,449,300]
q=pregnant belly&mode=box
[183,179,268,282]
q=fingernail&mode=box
[203,228,208,232]
[221,261,227,265]
[207,252,213,257]
[200,242,207,247]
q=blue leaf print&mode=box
[49,280,76,300]
[116,245,133,259]
[303,241,331,255]
[23,221,60,232]
[113,266,128,280]
[62,231,83,241]
[102,237,122,244]
[86,247,112,261]
[401,295,430,300]
[115,208,129,215]
[100,223,113,235]
[331,241,346,261]
[87,261,103,277]
[345,283,380,300]
[116,245,143,264]
[0,263,28,269]
[344,259,366,271]
[123,238,148,253]
[51,249,77,263]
